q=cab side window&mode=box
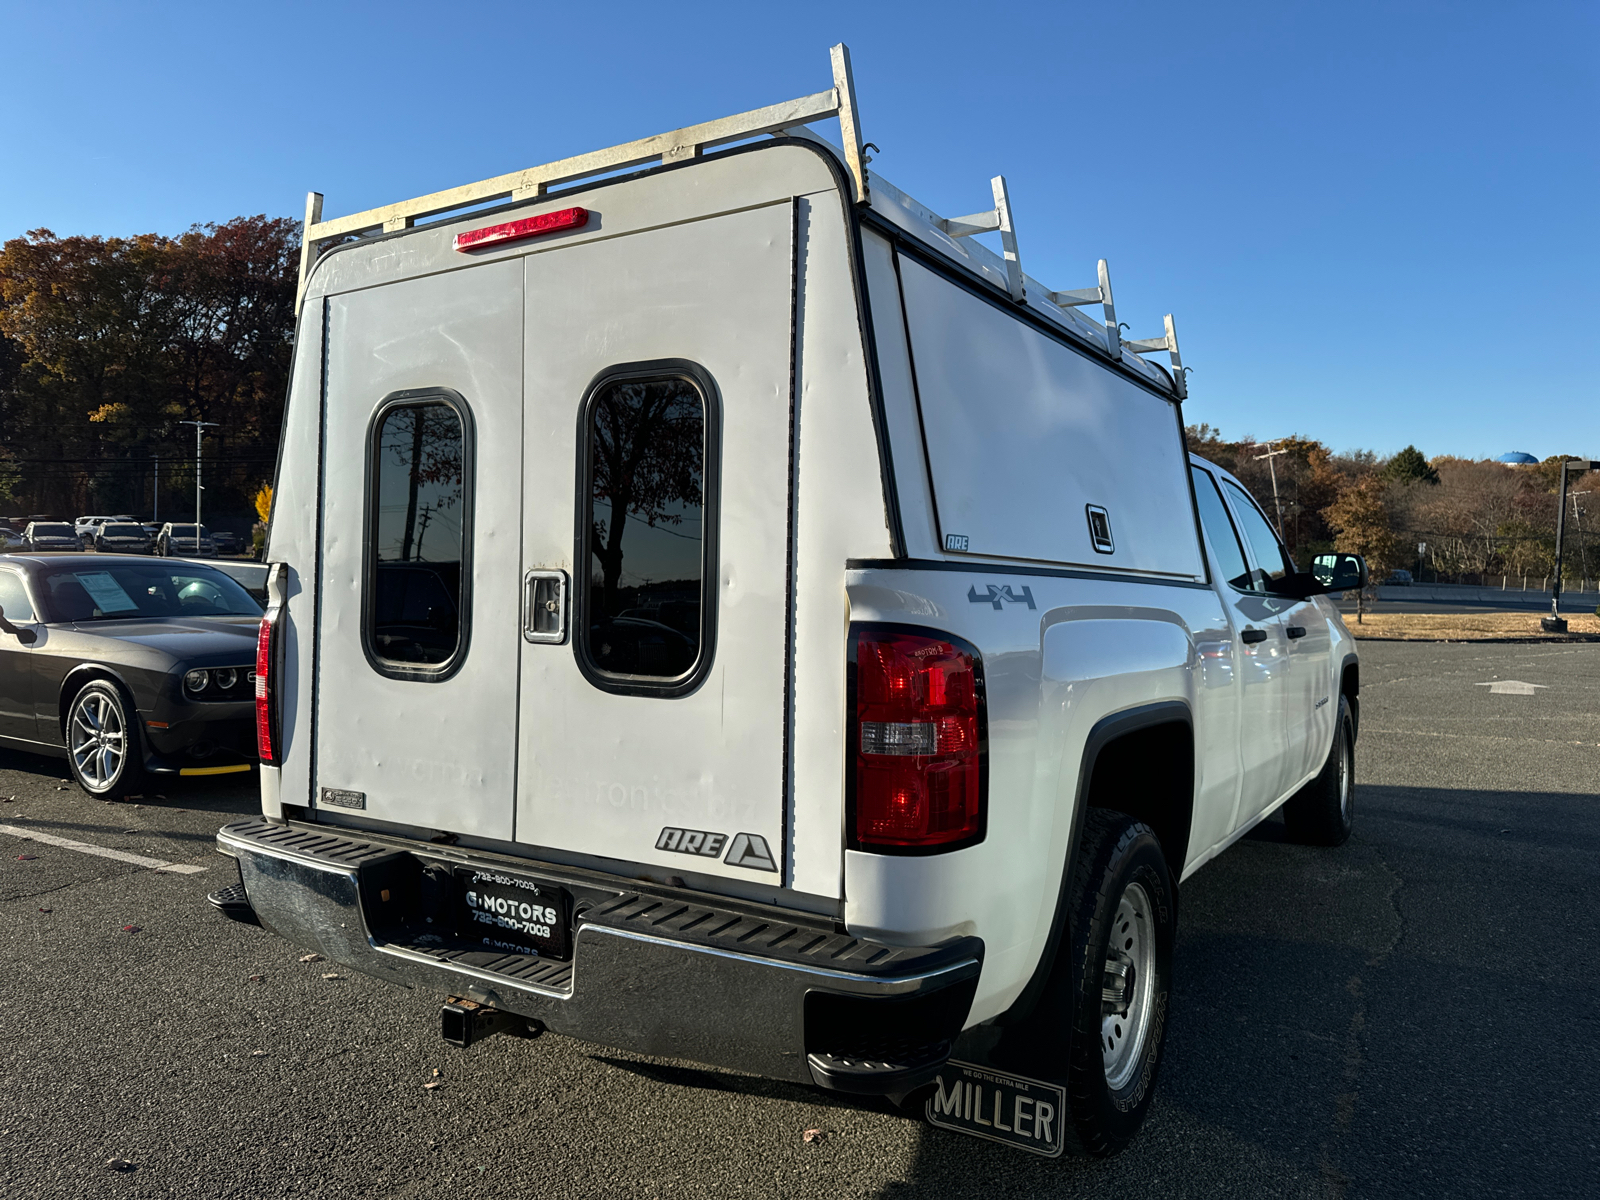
[1191,468,1252,591]
[1222,479,1296,587]
[0,571,35,623]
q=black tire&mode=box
[64,680,146,801]
[1036,809,1177,1156]
[1282,695,1354,847]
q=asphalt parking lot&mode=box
[2,638,1597,1199]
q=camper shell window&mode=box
[575,362,719,698]
[363,390,474,681]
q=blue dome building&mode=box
[1496,451,1538,464]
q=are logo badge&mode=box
[656,827,727,858]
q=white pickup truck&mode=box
[214,45,1365,1159]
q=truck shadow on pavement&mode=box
[860,785,1599,1199]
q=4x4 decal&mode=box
[968,584,1036,611]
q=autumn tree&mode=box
[1323,478,1399,623]
[0,217,297,520]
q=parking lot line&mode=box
[0,823,208,874]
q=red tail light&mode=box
[255,609,276,763]
[851,627,985,850]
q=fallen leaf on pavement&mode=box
[123,828,139,834]
[423,1080,443,1090]
[16,855,36,861]
[431,1068,442,1078]
[38,908,51,913]
[250,1050,269,1058]
[298,953,323,963]
[803,1129,825,1144]
[105,1158,136,1172]
[122,925,141,933]
[249,974,264,982]
[321,972,341,979]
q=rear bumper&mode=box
[217,818,982,1092]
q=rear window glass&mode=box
[367,398,470,672]
[1191,469,1252,591]
[39,564,262,621]
[580,373,712,687]
[1223,479,1296,584]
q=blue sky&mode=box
[3,1,1593,460]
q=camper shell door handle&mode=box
[523,569,569,644]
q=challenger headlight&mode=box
[183,669,210,693]
[215,668,238,690]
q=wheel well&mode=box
[57,667,132,737]
[1085,719,1194,872]
[1340,660,1359,740]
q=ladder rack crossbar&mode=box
[304,87,841,247]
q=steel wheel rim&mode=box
[1338,731,1353,821]
[69,691,125,791]
[1101,880,1156,1090]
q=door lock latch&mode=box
[523,569,569,644]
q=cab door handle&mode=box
[1286,625,1307,639]
[1240,627,1268,644]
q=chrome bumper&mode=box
[217,818,981,1091]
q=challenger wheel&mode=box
[66,681,145,801]
[1038,809,1176,1156]
[1282,695,1355,847]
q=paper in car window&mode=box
[75,572,140,614]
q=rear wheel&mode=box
[1040,809,1176,1156]
[1282,695,1354,846]
[66,681,145,801]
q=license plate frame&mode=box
[454,868,572,960]
[924,1060,1066,1158]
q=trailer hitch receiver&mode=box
[441,996,532,1047]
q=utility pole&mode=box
[1253,441,1290,534]
[1543,459,1600,633]
[153,457,159,524]
[1571,489,1592,591]
[179,420,219,556]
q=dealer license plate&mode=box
[924,1061,1066,1158]
[455,869,571,959]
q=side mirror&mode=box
[1311,552,1368,594]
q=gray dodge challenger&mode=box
[0,554,263,799]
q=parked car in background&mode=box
[92,523,154,554]
[23,522,80,552]
[0,554,264,798]
[212,531,242,556]
[155,523,216,557]
[73,515,115,542]
[0,528,23,553]
[1386,569,1414,586]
